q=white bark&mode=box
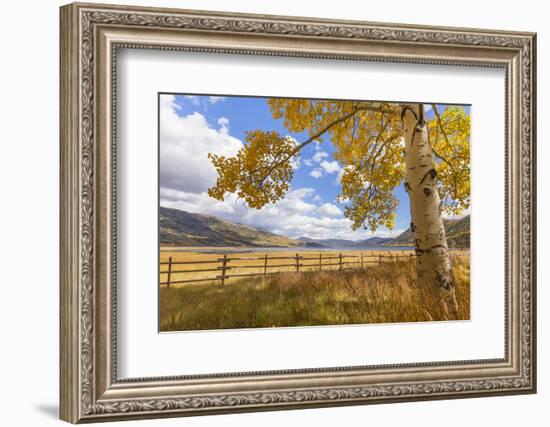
[401,104,458,318]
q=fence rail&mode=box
[160,251,468,288]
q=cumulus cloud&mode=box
[309,169,323,179]
[159,95,398,240]
[161,184,401,240]
[284,136,301,170]
[276,188,316,213]
[335,168,346,185]
[209,96,226,104]
[160,94,243,194]
[184,95,200,106]
[217,116,230,128]
[441,206,471,220]
[318,203,343,217]
[312,150,329,163]
[320,160,342,175]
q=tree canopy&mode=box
[208,99,470,232]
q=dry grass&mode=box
[159,255,470,331]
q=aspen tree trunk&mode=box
[401,104,458,319]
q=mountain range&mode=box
[386,215,470,248]
[296,236,394,248]
[160,206,303,247]
[160,206,470,249]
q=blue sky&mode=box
[159,94,466,241]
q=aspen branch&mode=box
[254,105,398,182]
[428,104,458,174]
[431,104,458,154]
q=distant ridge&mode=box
[297,236,394,248]
[160,206,469,249]
[160,207,303,247]
[385,215,470,248]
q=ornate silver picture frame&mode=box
[60,2,536,423]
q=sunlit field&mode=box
[159,249,425,286]
[159,249,470,331]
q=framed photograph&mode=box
[60,2,536,423]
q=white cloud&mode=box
[160,94,243,194]
[318,203,343,217]
[217,116,229,127]
[184,95,200,106]
[335,168,346,185]
[277,191,316,213]
[283,136,301,170]
[303,158,313,167]
[209,96,226,104]
[160,188,240,215]
[287,187,315,199]
[309,169,323,179]
[320,160,342,175]
[159,95,399,240]
[285,135,298,145]
[424,104,433,112]
[161,184,398,240]
[312,151,329,163]
[290,157,301,170]
[441,206,470,220]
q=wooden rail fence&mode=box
[159,251,468,288]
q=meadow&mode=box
[159,248,421,286]
[159,249,470,331]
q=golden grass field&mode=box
[159,249,470,331]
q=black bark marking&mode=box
[418,168,437,186]
[423,187,432,196]
[404,182,411,192]
[410,222,416,232]
[400,106,418,121]
[436,271,454,291]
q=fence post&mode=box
[396,253,399,262]
[319,253,322,271]
[220,254,228,286]
[264,254,268,276]
[379,254,382,264]
[166,256,172,289]
[339,253,343,271]
[295,253,300,273]
[409,253,413,262]
[360,253,364,269]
